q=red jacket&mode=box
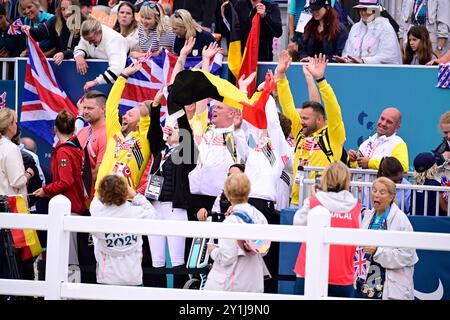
[294,195,361,285]
[43,136,86,215]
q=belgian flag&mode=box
[8,195,43,261]
[167,69,273,129]
[226,5,261,97]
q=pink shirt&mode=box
[77,123,107,189]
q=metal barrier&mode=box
[300,178,450,216]
[0,58,18,81]
[1,195,450,300]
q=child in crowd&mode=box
[403,25,436,65]
[90,174,157,286]
[204,173,269,293]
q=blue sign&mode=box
[279,209,450,300]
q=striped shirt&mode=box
[137,24,176,53]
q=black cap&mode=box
[307,0,331,10]
[413,152,436,173]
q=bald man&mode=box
[21,137,37,154]
[349,107,409,172]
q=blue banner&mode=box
[279,209,450,300]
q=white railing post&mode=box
[304,206,330,299]
[44,195,71,300]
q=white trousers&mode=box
[148,201,187,267]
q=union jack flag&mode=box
[437,63,450,89]
[0,92,6,109]
[7,18,23,35]
[354,246,369,278]
[441,176,450,202]
[118,49,223,125]
[19,31,77,145]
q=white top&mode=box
[361,203,419,300]
[358,133,405,160]
[245,96,293,201]
[342,16,402,64]
[0,137,27,196]
[204,203,269,293]
[74,24,129,85]
[90,194,156,285]
[189,125,248,197]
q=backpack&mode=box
[232,210,271,255]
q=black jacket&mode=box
[433,139,450,166]
[29,16,82,59]
[173,0,218,29]
[234,0,282,61]
[298,22,349,62]
[147,104,197,210]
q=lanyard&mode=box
[369,206,391,230]
[413,0,427,23]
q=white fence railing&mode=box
[1,195,450,300]
[299,176,450,216]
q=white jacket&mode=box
[189,125,248,197]
[0,137,27,196]
[399,0,450,50]
[204,203,269,293]
[90,194,156,285]
[74,24,129,85]
[245,96,293,202]
[294,190,359,226]
[361,203,419,300]
[342,17,402,64]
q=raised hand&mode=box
[305,53,328,80]
[180,37,196,58]
[153,87,165,105]
[274,50,291,81]
[122,62,142,77]
[202,41,220,61]
[238,71,256,92]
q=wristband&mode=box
[316,77,325,83]
[120,73,129,79]
[151,102,160,108]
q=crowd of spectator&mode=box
[0,0,449,300]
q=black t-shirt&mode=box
[173,30,216,57]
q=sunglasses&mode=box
[174,10,183,20]
[143,1,159,12]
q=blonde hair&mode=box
[439,111,450,126]
[81,18,102,38]
[18,0,41,17]
[414,164,438,185]
[320,161,350,192]
[55,0,80,36]
[224,173,251,204]
[170,9,202,40]
[0,108,17,139]
[372,177,396,203]
[139,2,171,40]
